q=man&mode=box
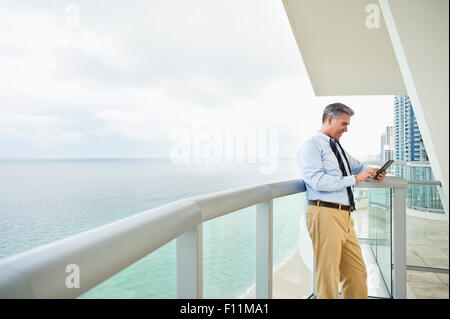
[297,103,387,299]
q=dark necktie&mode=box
[329,139,355,211]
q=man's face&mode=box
[329,113,351,140]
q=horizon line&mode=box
[0,157,299,161]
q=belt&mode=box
[308,200,353,212]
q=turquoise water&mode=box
[0,159,304,298]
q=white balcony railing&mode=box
[0,177,408,299]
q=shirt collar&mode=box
[315,130,335,143]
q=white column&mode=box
[392,187,407,299]
[176,224,203,298]
[256,200,273,299]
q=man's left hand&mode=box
[373,170,387,182]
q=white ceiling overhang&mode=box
[282,0,407,96]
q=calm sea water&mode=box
[0,159,305,298]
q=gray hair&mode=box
[322,103,355,123]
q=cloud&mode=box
[46,0,304,99]
[0,113,83,148]
[0,0,394,160]
[0,0,303,110]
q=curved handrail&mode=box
[0,177,406,298]
[0,179,305,298]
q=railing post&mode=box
[176,223,203,298]
[392,186,407,298]
[256,200,273,299]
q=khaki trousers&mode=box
[306,204,368,299]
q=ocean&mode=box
[0,159,305,298]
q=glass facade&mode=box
[203,193,310,299]
[389,163,444,213]
[203,206,257,298]
[353,188,392,298]
[79,240,177,298]
[367,188,392,297]
[273,192,313,298]
[405,164,444,212]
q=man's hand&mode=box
[373,170,387,182]
[355,168,377,183]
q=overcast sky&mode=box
[0,0,394,160]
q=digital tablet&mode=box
[374,159,394,179]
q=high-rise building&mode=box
[386,126,394,150]
[394,95,428,163]
[380,125,395,162]
[393,95,443,212]
[380,133,386,161]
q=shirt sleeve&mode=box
[298,140,356,192]
[347,152,372,175]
